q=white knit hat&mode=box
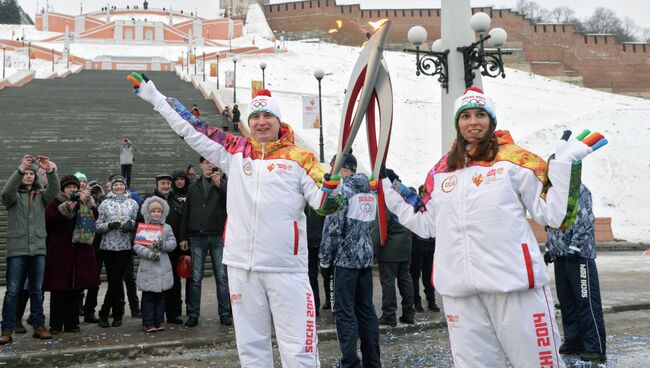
[453,87,497,126]
[247,89,281,123]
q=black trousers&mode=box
[84,248,105,316]
[99,250,131,319]
[410,248,436,308]
[50,290,82,331]
[555,256,607,355]
[165,248,183,319]
[307,245,321,309]
[124,254,140,311]
[120,164,132,187]
[378,261,415,320]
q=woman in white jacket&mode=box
[382,87,606,368]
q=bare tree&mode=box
[549,6,576,24]
[620,17,640,42]
[643,28,650,43]
[584,7,621,34]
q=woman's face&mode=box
[112,182,126,194]
[458,108,491,144]
[175,177,186,189]
[64,184,79,197]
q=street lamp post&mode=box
[51,48,54,72]
[2,47,5,79]
[202,51,205,81]
[193,47,197,75]
[28,42,31,70]
[232,57,238,103]
[259,62,266,88]
[181,51,184,72]
[314,69,325,163]
[217,54,220,89]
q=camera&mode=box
[69,191,81,202]
[212,167,220,174]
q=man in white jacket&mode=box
[131,73,342,367]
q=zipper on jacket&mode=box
[460,157,471,291]
[249,158,264,268]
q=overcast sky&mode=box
[18,0,650,29]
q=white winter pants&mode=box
[228,267,320,368]
[443,285,565,368]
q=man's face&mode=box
[157,179,172,195]
[249,111,280,143]
[22,170,36,187]
[200,160,214,177]
[340,167,354,179]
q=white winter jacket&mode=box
[154,98,339,273]
[383,131,579,297]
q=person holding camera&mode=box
[179,157,231,328]
[82,180,107,323]
[120,138,135,187]
[95,175,139,328]
[43,175,100,334]
[1,155,59,344]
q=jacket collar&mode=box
[248,123,295,159]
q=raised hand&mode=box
[554,129,607,163]
[128,72,166,107]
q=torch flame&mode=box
[336,20,343,28]
[328,29,339,34]
[368,19,389,30]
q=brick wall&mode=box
[262,1,650,96]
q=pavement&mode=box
[0,251,648,367]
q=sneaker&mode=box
[98,317,110,328]
[14,321,27,334]
[220,315,233,326]
[399,316,415,325]
[32,326,52,340]
[378,315,397,327]
[428,304,440,312]
[580,352,607,362]
[145,325,157,333]
[185,317,198,328]
[0,330,12,345]
[156,324,165,332]
[414,304,425,313]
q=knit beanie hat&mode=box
[111,175,127,188]
[148,200,163,213]
[60,175,80,190]
[248,89,281,123]
[74,171,88,182]
[453,87,497,127]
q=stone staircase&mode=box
[0,70,234,282]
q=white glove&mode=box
[554,129,607,163]
[129,72,166,108]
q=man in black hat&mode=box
[138,173,185,324]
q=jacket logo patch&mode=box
[441,175,457,193]
[243,163,253,176]
[447,314,460,328]
[483,167,504,185]
[276,163,294,174]
[267,163,276,172]
[472,173,484,187]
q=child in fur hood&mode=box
[134,196,177,332]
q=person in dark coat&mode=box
[43,175,100,334]
[305,205,325,315]
[82,180,106,323]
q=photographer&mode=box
[1,155,59,344]
[82,181,106,323]
[120,138,135,187]
[43,175,100,334]
[179,157,231,327]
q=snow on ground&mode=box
[91,14,191,24]
[186,39,650,242]
[0,25,60,41]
